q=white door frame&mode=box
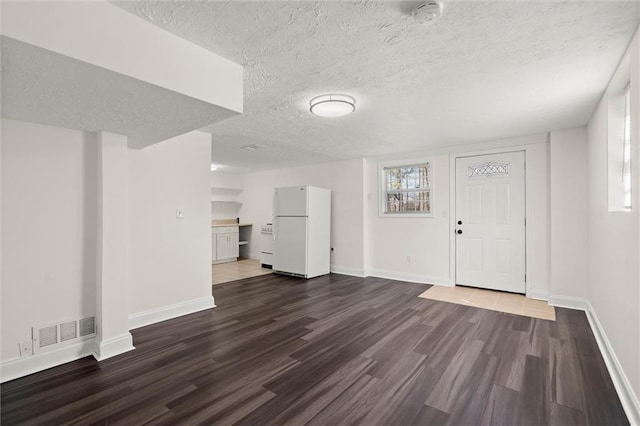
[449,145,539,298]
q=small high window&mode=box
[622,86,631,210]
[379,160,433,217]
[607,52,632,212]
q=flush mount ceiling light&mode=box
[413,1,443,23]
[210,164,218,171]
[309,94,356,118]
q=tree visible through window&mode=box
[382,163,431,215]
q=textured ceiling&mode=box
[119,2,636,171]
[1,36,238,148]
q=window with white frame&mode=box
[607,52,632,212]
[622,85,632,210]
[380,161,433,217]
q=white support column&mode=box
[94,131,134,361]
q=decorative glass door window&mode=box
[381,161,432,216]
[468,162,510,179]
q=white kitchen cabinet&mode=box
[212,226,239,263]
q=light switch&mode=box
[176,209,184,219]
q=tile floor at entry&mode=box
[212,258,272,285]
[419,285,556,321]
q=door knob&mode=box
[457,229,463,235]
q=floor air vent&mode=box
[33,316,96,354]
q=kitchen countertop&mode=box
[211,223,252,228]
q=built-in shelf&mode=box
[211,187,243,203]
[238,241,248,246]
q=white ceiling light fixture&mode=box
[309,94,356,118]
[211,164,218,171]
[413,1,443,23]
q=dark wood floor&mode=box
[1,274,628,425]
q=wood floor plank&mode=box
[480,385,522,426]
[446,351,500,425]
[550,402,588,426]
[0,274,629,425]
[384,365,442,425]
[520,354,551,426]
[548,337,585,411]
[425,338,486,413]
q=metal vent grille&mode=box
[32,315,96,354]
[39,325,58,348]
[60,321,77,342]
[79,317,96,337]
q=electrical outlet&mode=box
[19,340,32,357]
[176,209,184,219]
[406,255,412,263]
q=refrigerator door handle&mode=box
[272,217,277,242]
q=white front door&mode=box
[455,151,526,293]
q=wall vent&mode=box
[38,325,58,348]
[32,316,96,354]
[60,321,78,342]
[79,317,96,337]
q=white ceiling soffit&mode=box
[1,37,238,149]
[117,1,638,171]
[1,0,242,149]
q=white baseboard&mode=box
[330,265,366,277]
[527,290,549,301]
[93,333,135,362]
[1,338,95,383]
[549,295,640,425]
[128,296,216,330]
[548,294,590,310]
[367,269,451,286]
[585,301,640,426]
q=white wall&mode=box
[362,138,551,296]
[587,41,640,401]
[238,158,366,275]
[1,120,215,377]
[549,127,589,299]
[128,131,214,316]
[365,154,451,284]
[523,141,552,299]
[1,119,97,361]
[211,171,245,191]
[237,137,551,292]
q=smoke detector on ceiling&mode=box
[412,1,443,23]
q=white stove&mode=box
[260,223,273,268]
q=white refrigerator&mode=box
[272,185,331,278]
